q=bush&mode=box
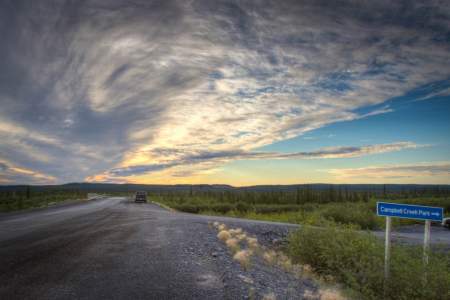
[320,202,381,230]
[288,226,450,300]
[235,202,250,213]
[210,203,234,214]
[172,203,235,214]
[253,205,302,214]
[172,204,202,213]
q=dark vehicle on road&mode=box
[134,191,147,203]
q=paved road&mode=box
[0,197,308,300]
[372,223,450,247]
[1,197,448,300]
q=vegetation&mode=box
[154,186,450,298]
[288,226,450,300]
[152,187,450,230]
[0,187,87,212]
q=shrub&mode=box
[253,205,302,214]
[288,226,450,300]
[321,202,381,230]
[235,201,250,213]
[211,203,234,214]
[172,204,201,213]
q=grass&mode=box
[155,195,449,230]
[0,190,88,212]
[287,226,450,300]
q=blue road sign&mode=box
[377,202,443,222]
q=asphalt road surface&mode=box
[0,197,448,300]
[0,197,310,299]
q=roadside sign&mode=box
[377,202,443,222]
[376,201,444,292]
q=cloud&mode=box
[99,142,421,178]
[359,106,394,118]
[414,87,450,101]
[264,142,421,160]
[0,160,56,184]
[0,117,124,183]
[329,162,450,181]
[0,1,449,183]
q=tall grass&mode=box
[288,226,450,300]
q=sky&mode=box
[0,0,449,186]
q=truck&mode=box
[134,191,147,203]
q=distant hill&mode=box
[0,182,449,193]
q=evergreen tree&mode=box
[26,186,31,199]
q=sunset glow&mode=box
[1,1,449,185]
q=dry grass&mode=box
[246,237,258,250]
[233,250,252,269]
[280,258,293,272]
[214,224,296,274]
[213,223,346,300]
[217,230,231,242]
[218,223,227,231]
[262,250,277,265]
[276,253,293,272]
[229,228,243,235]
[235,233,247,241]
[226,238,240,253]
[214,225,256,270]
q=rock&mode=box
[211,252,218,257]
[238,274,254,284]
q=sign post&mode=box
[423,220,431,264]
[376,202,443,286]
[384,216,392,280]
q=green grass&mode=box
[154,195,449,230]
[288,226,450,300]
[0,191,87,212]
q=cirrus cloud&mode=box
[91,142,422,180]
[328,162,450,182]
[0,0,449,184]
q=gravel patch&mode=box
[186,220,319,299]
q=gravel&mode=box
[174,216,319,299]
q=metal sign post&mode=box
[377,202,443,287]
[384,216,392,279]
[423,220,431,265]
